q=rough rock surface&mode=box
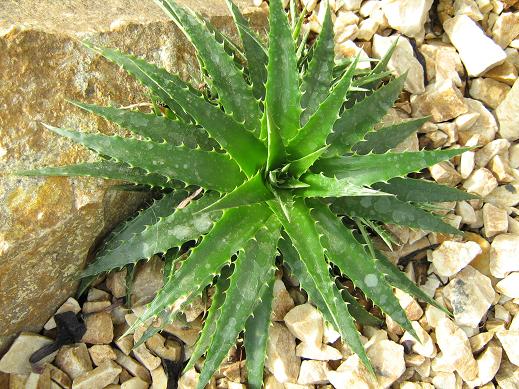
[0,0,265,352]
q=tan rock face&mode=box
[0,0,266,351]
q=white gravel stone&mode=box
[469,77,510,109]
[271,279,295,321]
[297,360,329,385]
[492,12,519,48]
[327,354,376,389]
[490,233,519,278]
[0,333,54,374]
[483,203,509,238]
[443,266,495,327]
[466,340,502,387]
[266,322,301,383]
[381,0,433,38]
[496,330,519,366]
[284,303,324,347]
[411,80,468,122]
[432,372,457,388]
[496,272,519,298]
[435,318,478,381]
[295,342,342,360]
[462,168,498,197]
[372,34,425,94]
[366,340,406,388]
[72,360,122,389]
[400,321,436,358]
[458,98,498,146]
[431,240,482,277]
[443,15,507,76]
[496,79,519,141]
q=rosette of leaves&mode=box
[19,0,475,385]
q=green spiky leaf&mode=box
[43,124,245,192]
[16,161,172,189]
[244,275,275,389]
[299,173,391,198]
[299,1,334,125]
[373,177,478,202]
[265,0,301,143]
[155,0,261,134]
[326,74,407,155]
[225,0,268,100]
[314,148,468,186]
[332,196,461,235]
[197,216,280,388]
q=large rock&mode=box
[0,0,266,353]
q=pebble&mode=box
[496,272,519,297]
[429,161,463,186]
[265,322,301,383]
[458,98,498,146]
[462,168,498,197]
[443,266,495,327]
[0,333,54,374]
[496,79,519,141]
[443,15,506,76]
[55,343,93,380]
[271,279,295,321]
[106,269,127,299]
[297,360,329,385]
[326,354,376,389]
[295,342,342,360]
[475,139,511,168]
[411,80,468,122]
[469,78,510,109]
[492,12,519,48]
[496,330,519,366]
[71,360,122,389]
[366,340,406,388]
[88,344,117,366]
[151,366,168,389]
[372,35,425,94]
[121,376,149,389]
[466,340,503,387]
[431,240,482,277]
[178,368,199,389]
[490,233,519,278]
[483,203,509,238]
[114,349,151,383]
[400,321,436,358]
[432,372,456,388]
[470,331,494,353]
[284,303,324,348]
[381,0,433,39]
[131,257,164,306]
[81,312,114,345]
[435,318,478,381]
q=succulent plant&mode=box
[19,0,476,385]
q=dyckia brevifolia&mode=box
[19,0,475,386]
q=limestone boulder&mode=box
[0,0,266,353]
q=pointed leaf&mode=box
[288,55,359,159]
[373,177,477,202]
[99,191,187,256]
[340,288,383,326]
[155,0,261,133]
[198,217,280,388]
[184,267,232,373]
[225,0,268,100]
[314,148,468,187]
[352,117,429,155]
[280,237,381,327]
[82,192,222,277]
[44,125,245,192]
[16,161,172,189]
[200,172,273,213]
[265,0,301,144]
[70,101,218,150]
[374,250,450,315]
[331,196,461,235]
[134,203,272,329]
[85,43,265,176]
[244,274,275,389]
[299,173,391,198]
[326,75,406,155]
[270,198,372,373]
[285,146,329,178]
[266,105,286,171]
[300,2,334,125]
[310,200,416,337]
